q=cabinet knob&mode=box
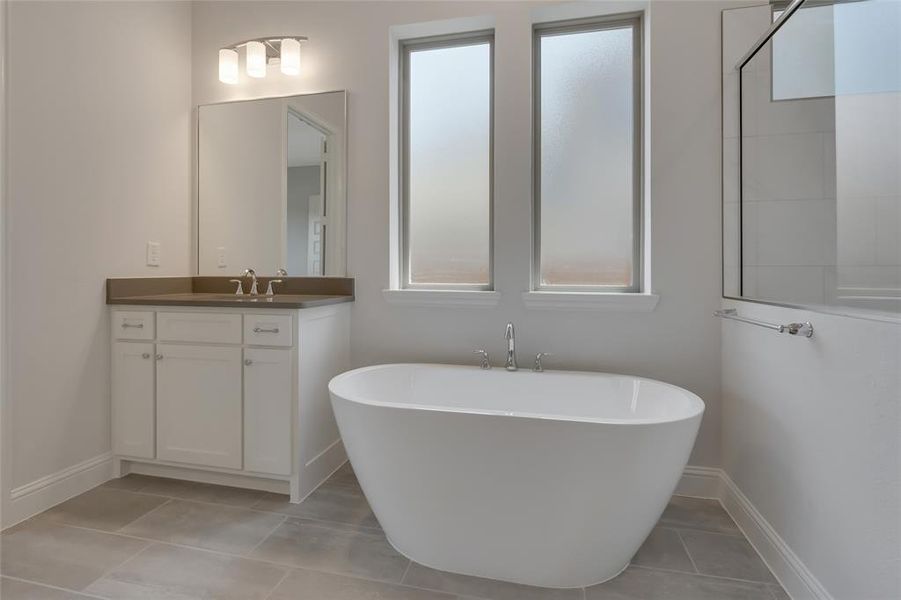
[244,359,253,366]
[141,352,151,359]
[155,354,164,361]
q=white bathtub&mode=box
[328,363,704,589]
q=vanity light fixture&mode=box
[217,36,308,84]
[245,41,267,78]
[218,49,239,84]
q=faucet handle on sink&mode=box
[474,349,491,370]
[229,279,245,295]
[266,279,284,296]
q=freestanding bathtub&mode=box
[328,363,704,589]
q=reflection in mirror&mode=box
[725,0,900,315]
[198,91,346,277]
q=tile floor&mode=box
[0,465,788,599]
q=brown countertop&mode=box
[107,276,354,309]
[108,292,353,309]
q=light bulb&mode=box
[280,38,301,76]
[246,41,267,78]
[218,48,238,84]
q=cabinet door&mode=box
[156,344,242,469]
[244,348,293,475]
[112,341,155,458]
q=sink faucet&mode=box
[242,268,259,296]
[504,322,517,371]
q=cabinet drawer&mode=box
[158,312,242,344]
[113,311,155,340]
[244,314,293,347]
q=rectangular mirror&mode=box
[197,91,347,276]
[724,0,900,316]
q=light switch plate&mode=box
[217,247,227,268]
[146,241,160,267]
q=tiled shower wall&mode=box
[726,3,901,310]
[832,91,901,312]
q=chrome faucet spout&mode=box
[504,322,517,371]
[242,268,259,296]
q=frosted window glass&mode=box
[538,25,637,288]
[406,41,491,286]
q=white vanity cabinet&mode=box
[111,341,155,459]
[110,303,350,502]
[156,344,243,469]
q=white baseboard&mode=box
[674,465,723,498]
[2,452,113,530]
[676,465,833,600]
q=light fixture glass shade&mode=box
[280,38,301,76]
[218,48,239,84]
[246,41,267,78]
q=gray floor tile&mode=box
[252,484,380,529]
[403,562,582,600]
[84,543,286,600]
[679,530,777,583]
[1,577,98,599]
[124,476,266,508]
[250,518,409,583]
[661,497,740,534]
[631,527,696,573]
[0,520,147,591]
[269,567,460,600]
[120,499,284,555]
[326,464,375,494]
[586,566,776,600]
[35,488,168,532]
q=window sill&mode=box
[522,291,659,312]
[382,289,501,308]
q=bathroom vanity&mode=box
[107,277,353,502]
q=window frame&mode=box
[399,30,495,291]
[532,14,644,293]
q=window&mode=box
[401,32,493,289]
[534,16,642,291]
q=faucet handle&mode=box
[266,279,284,296]
[474,349,491,370]
[533,352,552,372]
[229,279,245,295]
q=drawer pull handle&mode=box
[253,327,279,334]
[121,322,144,329]
[141,352,151,359]
[155,354,164,361]
[244,359,253,366]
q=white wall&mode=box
[721,301,900,600]
[3,0,192,521]
[192,0,729,466]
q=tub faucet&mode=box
[504,322,517,371]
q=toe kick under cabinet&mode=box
[110,304,350,502]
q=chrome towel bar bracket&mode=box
[714,309,813,338]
